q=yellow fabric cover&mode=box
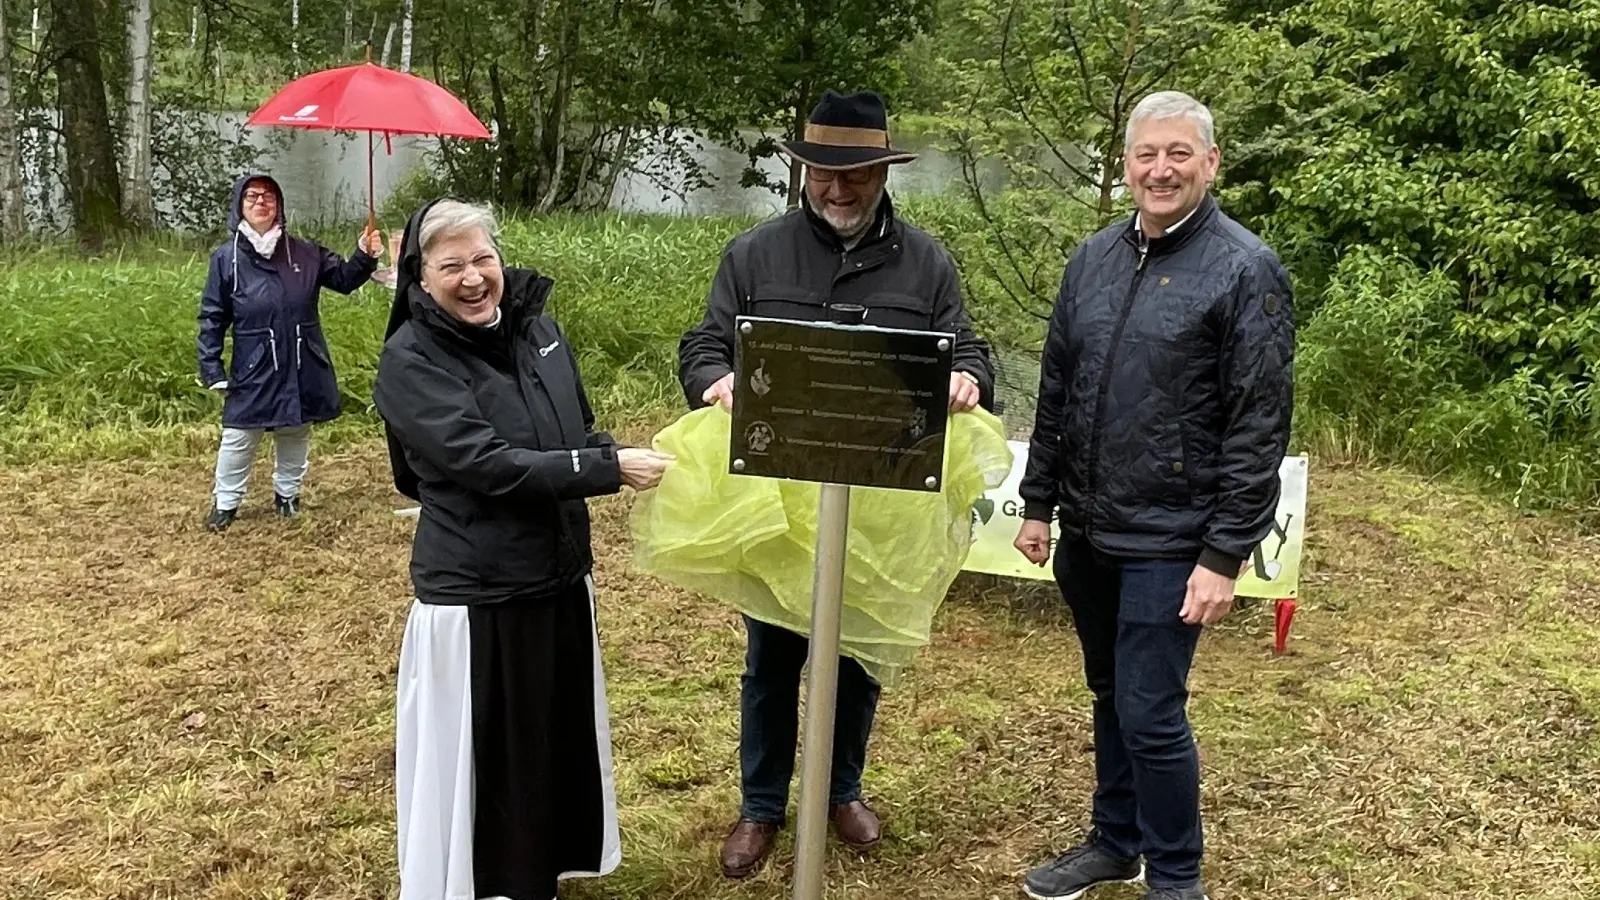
[629,405,1013,684]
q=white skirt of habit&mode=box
[395,575,620,900]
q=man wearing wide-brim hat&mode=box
[678,88,996,878]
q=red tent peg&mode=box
[1273,598,1297,656]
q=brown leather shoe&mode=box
[721,818,780,878]
[829,800,882,848]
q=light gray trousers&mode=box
[212,425,312,510]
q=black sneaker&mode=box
[1024,842,1143,900]
[274,493,300,518]
[1145,887,1208,900]
[204,507,237,533]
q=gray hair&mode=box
[1125,91,1215,151]
[419,200,499,260]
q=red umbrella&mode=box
[246,51,491,231]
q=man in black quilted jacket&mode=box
[1013,91,1295,900]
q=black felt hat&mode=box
[777,90,918,171]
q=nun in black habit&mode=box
[374,198,673,900]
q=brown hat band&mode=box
[803,123,890,149]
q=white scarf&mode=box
[238,220,283,258]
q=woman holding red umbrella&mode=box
[196,173,384,531]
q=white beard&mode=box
[821,190,885,245]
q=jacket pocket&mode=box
[297,322,334,370]
[747,284,822,320]
[1176,424,1197,498]
[230,327,277,383]
[474,504,561,589]
[1153,418,1194,504]
[859,291,933,330]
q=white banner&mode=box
[963,443,1308,599]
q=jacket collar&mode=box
[406,269,552,361]
[1121,193,1217,257]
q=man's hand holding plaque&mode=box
[702,372,735,408]
[949,370,981,412]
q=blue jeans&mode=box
[738,616,881,823]
[1054,538,1204,889]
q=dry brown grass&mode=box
[3,444,1599,899]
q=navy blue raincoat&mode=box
[196,174,377,430]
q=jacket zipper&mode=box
[519,330,588,565]
[1084,243,1149,533]
[267,327,279,372]
[295,323,303,370]
[832,238,897,310]
[829,250,850,306]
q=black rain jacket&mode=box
[375,199,622,605]
[1018,195,1295,576]
[196,173,376,429]
[677,193,995,409]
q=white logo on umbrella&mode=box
[280,104,320,122]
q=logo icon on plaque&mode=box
[750,360,773,397]
[745,421,775,454]
[909,407,928,440]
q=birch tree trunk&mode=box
[291,0,300,76]
[121,0,156,228]
[381,21,396,66]
[399,0,414,73]
[0,0,28,242]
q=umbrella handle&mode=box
[367,129,377,237]
[363,39,377,239]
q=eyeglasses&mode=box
[806,168,877,187]
[427,252,502,281]
[242,190,277,206]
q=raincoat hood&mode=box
[228,173,287,233]
[384,197,443,342]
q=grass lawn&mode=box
[2,431,1598,899]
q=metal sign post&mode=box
[729,315,953,900]
[790,482,850,900]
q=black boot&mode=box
[274,493,300,518]
[205,507,237,533]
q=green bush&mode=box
[1296,247,1600,510]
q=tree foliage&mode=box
[0,0,938,235]
[934,0,1220,318]
[1216,0,1600,446]
[673,0,936,204]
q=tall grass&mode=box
[0,213,765,462]
[4,201,1598,513]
